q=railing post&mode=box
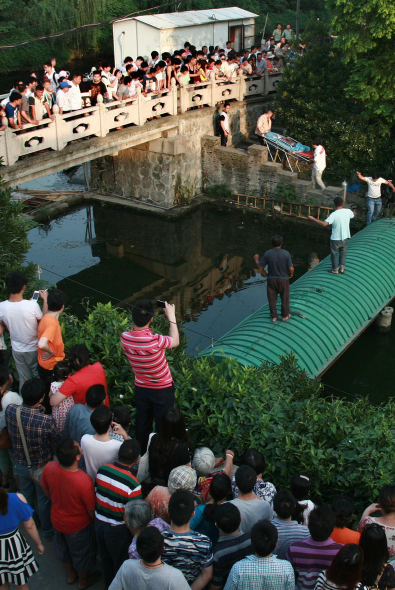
[264,71,268,96]
[238,72,246,102]
[171,78,178,115]
[96,95,107,138]
[137,87,145,127]
[52,109,67,151]
[3,128,16,166]
[179,82,187,114]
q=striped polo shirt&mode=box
[212,531,253,587]
[121,327,173,389]
[272,518,310,559]
[95,462,142,525]
[286,537,343,590]
[162,529,213,583]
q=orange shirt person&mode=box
[330,496,361,545]
[37,289,66,392]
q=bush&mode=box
[61,302,395,514]
[205,184,235,200]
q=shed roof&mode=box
[114,7,258,29]
[200,218,395,378]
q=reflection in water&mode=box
[26,202,395,400]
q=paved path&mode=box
[27,534,105,590]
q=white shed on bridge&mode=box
[113,7,258,68]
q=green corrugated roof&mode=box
[200,218,395,377]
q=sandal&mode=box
[339,268,345,274]
[282,316,290,321]
[78,571,102,590]
[271,317,278,323]
[327,270,339,274]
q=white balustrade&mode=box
[0,72,281,167]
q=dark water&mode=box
[26,201,394,404]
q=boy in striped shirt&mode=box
[286,505,343,590]
[120,299,179,453]
[95,440,142,588]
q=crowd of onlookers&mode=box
[0,24,304,132]
[4,269,393,590]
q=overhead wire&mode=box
[36,264,380,407]
[0,0,186,50]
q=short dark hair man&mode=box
[272,489,309,559]
[63,383,106,444]
[6,378,61,539]
[0,271,48,392]
[95,439,142,588]
[211,503,252,589]
[254,235,294,322]
[356,170,395,225]
[5,92,23,129]
[120,299,179,453]
[226,520,295,589]
[41,439,100,589]
[109,526,190,589]
[308,197,355,274]
[286,505,343,590]
[229,466,273,533]
[162,490,213,587]
[37,288,66,393]
[219,103,231,147]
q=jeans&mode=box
[330,239,349,270]
[312,168,326,190]
[14,461,53,538]
[95,519,132,589]
[267,278,290,318]
[12,350,39,393]
[134,384,175,453]
[367,197,382,224]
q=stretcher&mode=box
[263,132,314,173]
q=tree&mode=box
[274,20,395,181]
[0,176,37,301]
[326,0,395,131]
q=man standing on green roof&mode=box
[308,196,355,274]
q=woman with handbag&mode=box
[360,523,395,590]
[0,368,22,489]
[0,487,44,589]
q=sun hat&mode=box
[168,466,197,495]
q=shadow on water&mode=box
[26,202,394,403]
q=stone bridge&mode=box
[0,72,281,188]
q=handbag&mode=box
[16,406,47,486]
[368,563,389,590]
[0,427,12,450]
[136,432,155,483]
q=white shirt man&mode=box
[312,143,326,190]
[68,76,82,111]
[0,272,48,392]
[356,171,395,224]
[56,82,71,114]
[255,111,273,140]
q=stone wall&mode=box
[90,98,269,208]
[201,135,344,207]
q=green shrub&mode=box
[61,302,395,513]
[205,184,235,200]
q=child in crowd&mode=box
[110,405,131,442]
[290,472,315,525]
[49,360,73,432]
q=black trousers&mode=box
[95,519,132,589]
[267,278,290,319]
[38,364,53,414]
[135,383,175,453]
[220,130,228,147]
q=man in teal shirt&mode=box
[308,197,355,274]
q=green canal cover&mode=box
[200,218,395,377]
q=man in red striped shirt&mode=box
[120,299,179,452]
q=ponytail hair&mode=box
[203,473,232,523]
[68,344,90,372]
[0,488,8,515]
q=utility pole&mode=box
[296,0,300,41]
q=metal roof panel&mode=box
[200,219,395,377]
[115,7,258,28]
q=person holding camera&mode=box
[121,300,179,453]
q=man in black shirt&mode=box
[89,71,109,106]
[254,234,294,322]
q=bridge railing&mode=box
[0,71,281,166]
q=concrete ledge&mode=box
[163,136,187,155]
[277,170,298,183]
[307,189,326,199]
[262,161,283,172]
[247,144,268,163]
[294,179,312,195]
[214,146,248,158]
[324,186,343,198]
